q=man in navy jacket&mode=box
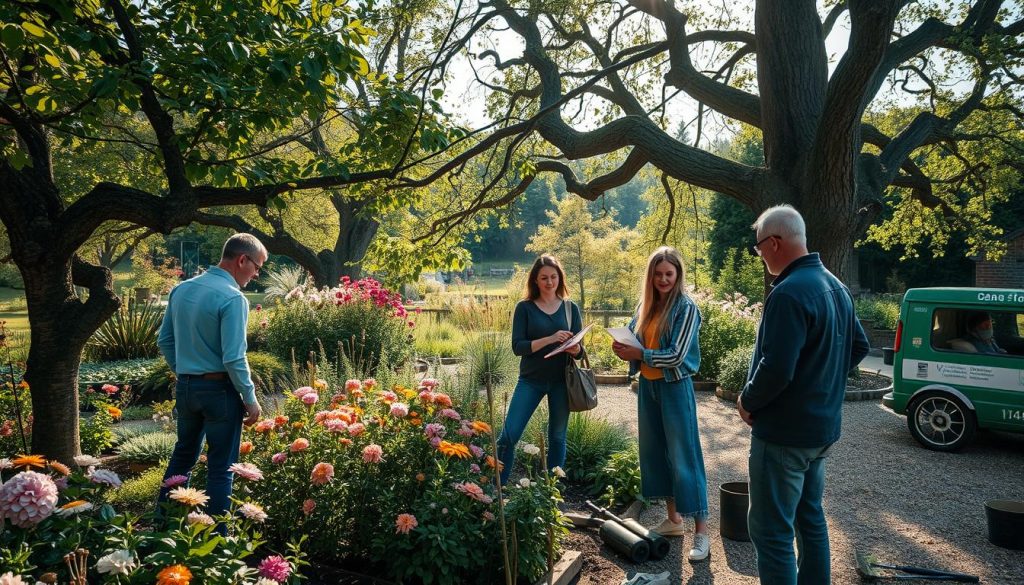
[738,205,870,585]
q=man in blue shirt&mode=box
[157,233,265,525]
[737,206,869,585]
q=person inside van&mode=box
[966,312,1008,354]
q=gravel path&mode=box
[565,384,1024,585]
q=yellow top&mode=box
[640,316,664,381]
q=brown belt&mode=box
[180,372,228,381]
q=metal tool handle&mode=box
[875,563,980,582]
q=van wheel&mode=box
[907,393,977,452]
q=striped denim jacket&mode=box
[626,294,702,382]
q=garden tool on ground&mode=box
[586,500,671,561]
[855,551,979,582]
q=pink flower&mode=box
[162,475,189,488]
[457,424,475,437]
[432,392,452,407]
[380,390,398,404]
[238,502,268,522]
[88,469,122,488]
[470,464,481,473]
[362,378,377,389]
[418,390,434,403]
[228,462,264,481]
[429,437,442,448]
[325,419,348,433]
[101,384,119,395]
[302,498,316,515]
[290,438,310,453]
[301,393,319,406]
[258,555,291,582]
[395,513,418,534]
[253,419,274,433]
[483,511,495,521]
[470,444,484,458]
[390,402,409,418]
[439,408,461,421]
[362,444,384,464]
[344,379,362,392]
[424,423,446,439]
[293,386,316,399]
[310,462,334,485]
[0,471,59,528]
[271,452,288,464]
[455,481,493,504]
[348,423,365,437]
[420,378,439,390]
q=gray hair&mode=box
[752,205,807,246]
[221,233,267,261]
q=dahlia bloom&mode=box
[390,402,409,418]
[168,487,210,507]
[432,392,453,408]
[88,468,123,488]
[156,564,192,585]
[344,379,362,391]
[258,555,291,582]
[379,390,398,404]
[302,498,316,516]
[289,438,310,453]
[253,419,275,433]
[95,550,136,575]
[238,502,268,522]
[228,462,264,481]
[301,393,319,406]
[438,408,461,421]
[310,462,334,486]
[186,511,215,526]
[395,513,418,534]
[271,452,288,465]
[239,441,254,455]
[419,378,439,390]
[0,470,58,527]
[293,386,316,399]
[0,573,27,585]
[424,422,446,439]
[362,444,384,464]
[72,454,102,468]
[348,422,366,437]
[455,481,493,504]
[470,444,484,459]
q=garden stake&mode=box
[855,551,979,582]
[539,435,554,585]
[485,380,514,585]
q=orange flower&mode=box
[157,564,192,585]
[437,441,471,459]
[106,406,122,420]
[12,454,46,469]
[48,460,72,476]
[485,455,504,472]
[415,472,426,482]
[292,422,305,430]
[239,441,254,455]
[471,421,492,435]
[274,415,289,427]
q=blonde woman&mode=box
[497,254,582,484]
[613,246,709,561]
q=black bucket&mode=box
[720,481,750,542]
[985,500,1024,550]
[882,347,895,366]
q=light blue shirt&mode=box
[157,267,257,405]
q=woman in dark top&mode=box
[497,254,582,484]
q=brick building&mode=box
[973,227,1024,288]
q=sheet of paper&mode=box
[544,323,595,358]
[606,326,644,350]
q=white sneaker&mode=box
[652,517,687,537]
[688,532,710,561]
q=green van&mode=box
[882,287,1024,451]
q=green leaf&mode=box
[2,24,25,50]
[189,535,223,557]
[8,149,33,171]
[354,55,370,76]
[43,53,61,68]
[431,88,444,100]
[21,21,46,38]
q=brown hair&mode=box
[523,255,569,300]
[635,246,687,339]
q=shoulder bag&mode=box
[563,300,598,411]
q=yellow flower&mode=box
[168,487,210,507]
[156,564,192,585]
[12,454,46,469]
[438,441,471,459]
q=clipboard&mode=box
[606,326,644,351]
[544,323,594,358]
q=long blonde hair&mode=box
[636,246,688,339]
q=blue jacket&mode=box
[740,254,870,448]
[627,294,701,382]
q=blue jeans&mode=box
[496,376,569,485]
[747,435,832,585]
[158,376,244,525]
[637,377,708,519]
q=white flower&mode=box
[187,511,215,526]
[95,550,136,576]
[0,458,10,470]
[73,455,102,467]
[255,579,278,585]
[0,572,27,585]
[56,500,94,516]
[517,477,532,488]
[520,443,540,456]
[88,468,122,488]
[552,466,566,478]
[238,502,268,522]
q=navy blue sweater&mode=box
[740,254,870,448]
[511,299,583,382]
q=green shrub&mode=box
[1,329,29,365]
[117,431,177,463]
[563,412,631,483]
[84,298,164,361]
[78,358,163,384]
[589,443,644,507]
[696,295,758,381]
[247,307,269,350]
[713,248,765,302]
[0,263,24,288]
[583,325,627,373]
[718,344,755,394]
[855,296,901,330]
[104,461,166,517]
[133,358,175,404]
[263,278,413,373]
[119,404,154,421]
[0,378,32,457]
[113,420,165,445]
[247,351,288,395]
[465,332,517,388]
[414,319,470,358]
[260,264,307,302]
[80,409,115,455]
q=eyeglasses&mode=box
[244,255,264,274]
[752,235,780,256]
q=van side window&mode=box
[931,308,1022,357]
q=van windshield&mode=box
[930,308,1023,357]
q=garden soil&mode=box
[559,382,1024,585]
